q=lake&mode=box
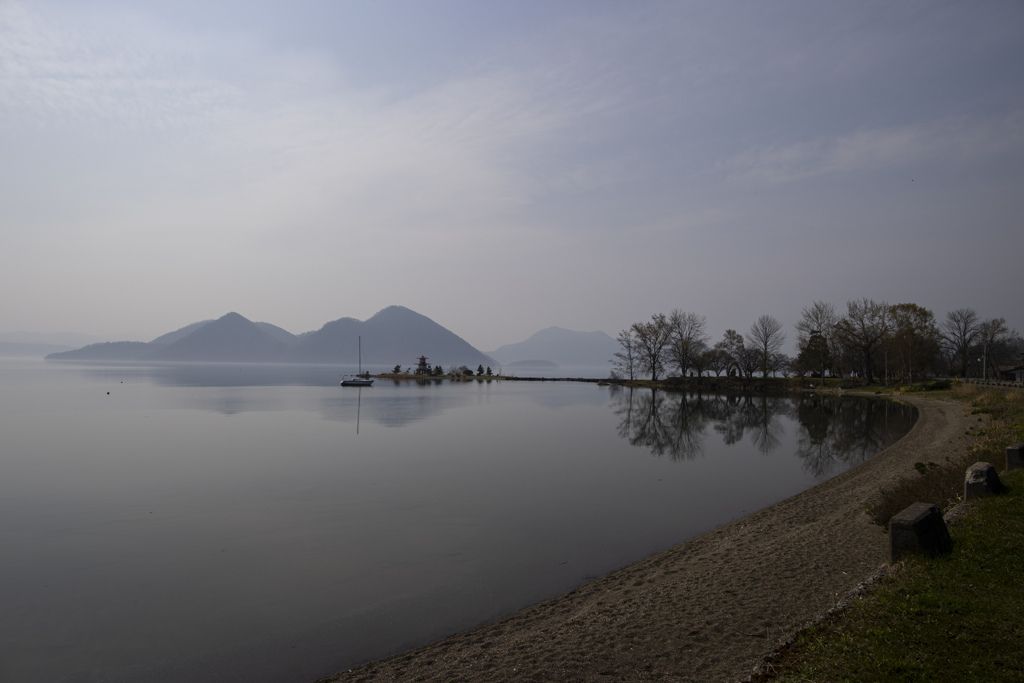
[0,360,916,682]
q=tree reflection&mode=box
[708,395,789,455]
[611,388,915,474]
[793,396,915,478]
[611,387,709,461]
[614,389,712,458]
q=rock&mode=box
[889,502,953,563]
[964,462,1001,500]
[1006,443,1024,471]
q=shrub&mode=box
[867,453,976,527]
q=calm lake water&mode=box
[0,360,916,683]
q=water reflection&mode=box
[612,387,708,460]
[65,361,356,387]
[611,387,916,477]
[792,395,914,478]
[2,362,920,683]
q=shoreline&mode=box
[317,395,974,682]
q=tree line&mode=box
[611,300,1022,384]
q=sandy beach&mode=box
[317,395,974,682]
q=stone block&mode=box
[889,502,953,563]
[964,462,1001,500]
[1006,443,1024,471]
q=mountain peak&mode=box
[146,312,286,362]
[368,305,427,322]
[294,306,492,367]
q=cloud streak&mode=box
[720,113,1024,186]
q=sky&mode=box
[2,0,1022,352]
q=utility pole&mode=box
[983,340,988,381]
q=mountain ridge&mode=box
[46,306,496,368]
[487,326,618,367]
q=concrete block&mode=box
[889,502,953,563]
[964,462,1001,500]
[1006,443,1024,471]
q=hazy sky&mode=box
[2,0,1022,351]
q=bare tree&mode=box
[737,345,761,379]
[689,345,711,379]
[611,328,639,380]
[747,314,786,379]
[941,308,979,377]
[975,318,1021,379]
[887,303,941,384]
[769,352,792,378]
[795,301,838,378]
[632,314,672,381]
[667,309,709,377]
[835,298,890,384]
[705,346,731,377]
[717,329,747,377]
[795,301,838,342]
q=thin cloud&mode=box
[0,3,239,130]
[0,1,628,267]
[720,113,1024,185]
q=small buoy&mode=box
[106,391,110,395]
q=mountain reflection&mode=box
[610,388,916,477]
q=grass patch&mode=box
[866,384,1024,527]
[760,468,1024,682]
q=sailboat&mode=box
[341,336,374,387]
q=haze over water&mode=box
[0,360,915,682]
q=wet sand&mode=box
[317,396,973,682]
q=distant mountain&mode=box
[292,306,494,368]
[255,322,299,346]
[0,331,110,347]
[146,312,291,362]
[488,326,618,367]
[0,341,74,357]
[290,317,362,363]
[507,359,559,369]
[46,306,494,368]
[150,320,212,346]
[47,341,154,361]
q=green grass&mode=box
[759,386,1024,682]
[764,469,1024,682]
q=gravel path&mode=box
[317,396,973,683]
